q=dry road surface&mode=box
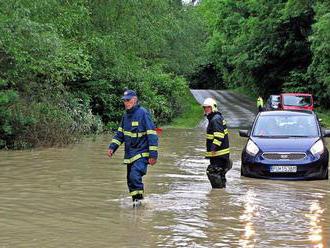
[191,89,257,129]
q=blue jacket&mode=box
[109,104,158,164]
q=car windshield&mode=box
[271,96,280,102]
[253,115,318,137]
[283,95,312,106]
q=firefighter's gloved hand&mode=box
[148,158,157,166]
[107,149,114,158]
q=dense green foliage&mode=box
[308,1,330,107]
[196,0,330,108]
[0,0,205,148]
[167,91,204,128]
[6,0,330,148]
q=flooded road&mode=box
[1,130,329,247]
[190,89,256,128]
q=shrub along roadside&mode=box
[230,86,257,102]
[315,109,330,128]
[196,0,330,113]
[0,91,102,149]
[0,1,205,149]
[167,90,203,128]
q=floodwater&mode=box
[0,129,329,247]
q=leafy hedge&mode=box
[197,0,330,108]
[0,0,205,149]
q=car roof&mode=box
[259,110,315,116]
[280,93,312,96]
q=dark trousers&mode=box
[127,158,148,196]
[207,156,232,188]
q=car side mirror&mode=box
[239,130,250,137]
[323,130,330,137]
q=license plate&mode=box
[270,166,297,173]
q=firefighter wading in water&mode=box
[203,98,232,188]
[107,90,158,207]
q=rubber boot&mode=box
[132,194,144,208]
[206,165,226,188]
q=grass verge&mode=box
[315,108,330,128]
[167,90,203,128]
[230,86,258,101]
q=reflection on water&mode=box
[307,200,324,247]
[239,190,257,248]
[0,128,329,247]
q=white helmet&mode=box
[202,98,218,112]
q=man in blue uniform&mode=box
[203,98,231,188]
[107,90,158,207]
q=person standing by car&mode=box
[257,96,264,112]
[107,89,158,207]
[202,98,231,188]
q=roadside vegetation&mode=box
[230,87,257,102]
[168,91,204,128]
[193,0,330,116]
[315,109,330,128]
[2,0,330,149]
[0,0,205,149]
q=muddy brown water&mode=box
[0,129,329,247]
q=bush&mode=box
[0,89,103,149]
[0,0,205,148]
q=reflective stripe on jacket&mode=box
[205,112,230,158]
[109,104,158,164]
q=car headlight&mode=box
[246,140,259,156]
[310,139,324,156]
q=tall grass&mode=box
[168,90,203,128]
